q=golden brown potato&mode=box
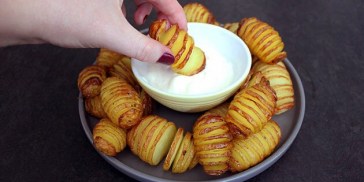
[226,79,277,137]
[183,3,219,25]
[100,77,143,129]
[149,19,206,76]
[193,113,233,176]
[223,22,239,34]
[84,95,107,118]
[237,17,287,64]
[93,118,127,156]
[77,65,107,98]
[252,61,295,114]
[139,89,153,116]
[206,102,230,117]
[229,120,281,172]
[128,115,177,166]
[108,56,139,90]
[95,48,124,69]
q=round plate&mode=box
[79,58,305,181]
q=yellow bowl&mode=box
[132,23,251,112]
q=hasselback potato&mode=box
[84,95,107,118]
[252,61,295,114]
[95,48,124,69]
[183,3,219,25]
[93,118,127,156]
[226,79,276,137]
[237,17,287,64]
[149,19,206,76]
[100,77,143,129]
[77,65,106,98]
[223,22,239,34]
[193,112,233,175]
[229,120,281,172]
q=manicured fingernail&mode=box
[157,53,175,65]
[143,15,149,24]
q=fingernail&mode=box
[157,53,175,65]
[143,15,149,24]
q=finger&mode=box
[101,17,174,64]
[147,0,187,30]
[134,2,153,25]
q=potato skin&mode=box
[77,65,106,98]
[226,79,276,137]
[229,120,281,172]
[237,17,287,64]
[223,22,239,34]
[93,118,127,156]
[100,77,143,129]
[84,95,107,118]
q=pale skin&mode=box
[0,0,187,63]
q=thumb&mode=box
[101,18,175,64]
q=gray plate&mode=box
[79,58,305,182]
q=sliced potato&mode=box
[100,77,143,129]
[193,113,232,176]
[183,3,218,25]
[237,17,287,64]
[77,65,106,98]
[163,128,184,171]
[226,79,276,137]
[84,95,107,118]
[95,48,124,69]
[223,22,239,34]
[252,61,295,114]
[229,120,281,172]
[93,118,127,156]
[149,19,206,76]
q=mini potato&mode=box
[229,120,281,172]
[252,61,295,115]
[84,95,107,118]
[100,77,143,129]
[95,48,124,69]
[128,115,177,166]
[183,3,219,25]
[77,65,106,98]
[193,113,233,176]
[149,20,206,76]
[93,118,127,156]
[226,79,277,137]
[237,17,287,64]
[108,56,139,91]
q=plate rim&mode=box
[79,58,305,182]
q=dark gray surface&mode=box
[0,0,363,182]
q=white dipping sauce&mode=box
[136,46,234,95]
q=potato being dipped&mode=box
[149,19,206,76]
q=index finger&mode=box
[146,0,187,30]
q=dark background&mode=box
[0,0,363,181]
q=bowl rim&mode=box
[131,22,252,100]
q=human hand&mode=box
[0,0,187,64]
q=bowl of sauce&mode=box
[132,23,251,112]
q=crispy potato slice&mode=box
[223,22,239,34]
[163,128,184,171]
[171,132,193,173]
[150,120,177,165]
[229,120,281,172]
[78,65,106,98]
[95,48,124,69]
[177,47,206,76]
[93,118,127,156]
